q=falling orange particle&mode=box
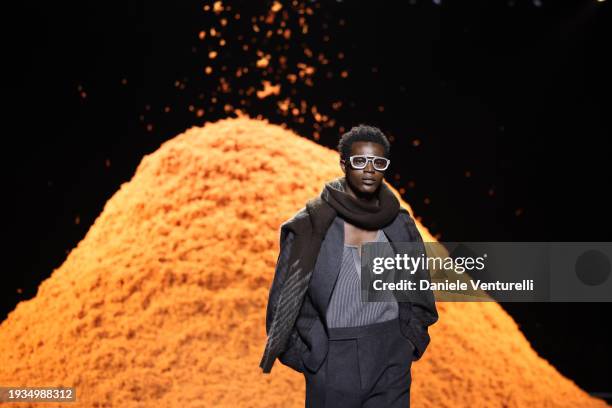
[277,98,290,113]
[209,50,218,59]
[256,80,281,99]
[412,139,421,147]
[0,117,608,408]
[299,17,309,34]
[198,30,206,40]
[204,66,213,75]
[271,1,282,12]
[341,70,349,78]
[219,77,231,93]
[297,62,315,77]
[213,1,223,14]
[196,109,205,118]
[256,56,269,68]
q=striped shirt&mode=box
[326,226,399,328]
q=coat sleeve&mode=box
[265,228,291,335]
[264,228,305,373]
[401,211,439,359]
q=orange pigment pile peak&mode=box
[0,115,609,407]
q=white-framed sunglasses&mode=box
[347,155,390,171]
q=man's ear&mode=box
[339,159,346,174]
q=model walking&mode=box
[261,124,438,407]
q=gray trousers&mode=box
[303,317,414,408]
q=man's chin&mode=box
[354,183,380,198]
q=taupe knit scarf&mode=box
[322,176,400,229]
[260,175,400,373]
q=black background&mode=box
[4,0,611,399]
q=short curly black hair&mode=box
[337,124,391,161]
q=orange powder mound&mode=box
[0,115,609,408]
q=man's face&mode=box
[340,141,387,197]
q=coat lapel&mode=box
[309,212,411,317]
[308,216,344,315]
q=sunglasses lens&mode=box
[351,156,367,168]
[373,158,388,170]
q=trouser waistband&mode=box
[327,317,400,340]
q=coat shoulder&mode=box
[280,206,310,234]
[397,207,414,223]
[396,207,423,242]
